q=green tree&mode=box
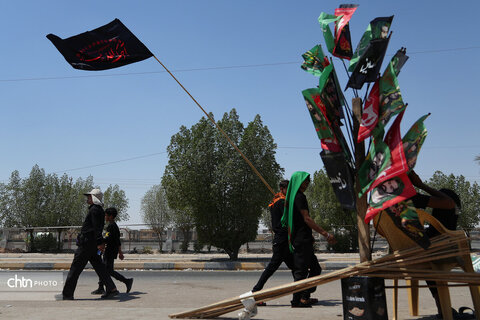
[426,171,480,230]
[11,166,49,251]
[163,109,283,260]
[103,184,129,221]
[305,169,358,252]
[0,165,130,252]
[43,174,94,250]
[170,208,195,252]
[141,184,171,252]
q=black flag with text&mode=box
[346,36,390,90]
[47,19,153,71]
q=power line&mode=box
[46,144,480,174]
[0,62,297,83]
[1,46,479,83]
[52,151,167,174]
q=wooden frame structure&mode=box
[373,209,480,320]
[169,223,480,319]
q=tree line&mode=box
[0,165,128,251]
[141,108,480,258]
[2,110,479,258]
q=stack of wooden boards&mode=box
[169,234,480,319]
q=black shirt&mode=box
[104,221,121,259]
[410,193,458,236]
[410,193,430,209]
[291,191,312,245]
[80,204,105,246]
[270,198,287,244]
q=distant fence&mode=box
[1,227,479,253]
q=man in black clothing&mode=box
[92,207,133,294]
[283,171,336,308]
[252,180,294,297]
[58,189,118,300]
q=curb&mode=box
[0,261,357,271]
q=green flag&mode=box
[403,114,430,171]
[357,134,391,198]
[281,171,310,253]
[317,64,352,160]
[318,13,342,55]
[349,16,393,72]
[318,63,345,120]
[301,44,329,77]
[377,58,405,130]
[302,88,334,140]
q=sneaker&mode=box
[55,293,74,300]
[101,289,119,299]
[125,278,133,293]
[91,288,105,295]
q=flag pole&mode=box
[152,55,275,195]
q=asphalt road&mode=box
[0,270,475,319]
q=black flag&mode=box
[320,150,356,210]
[346,36,390,90]
[47,19,153,71]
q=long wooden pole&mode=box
[153,55,275,195]
[352,97,371,262]
[169,237,480,318]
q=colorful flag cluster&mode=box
[362,112,430,223]
[302,6,431,224]
[302,6,362,209]
[354,45,429,223]
[357,48,409,142]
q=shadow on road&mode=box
[315,299,342,307]
[116,291,146,302]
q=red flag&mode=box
[369,110,409,191]
[321,137,342,152]
[333,4,359,59]
[357,79,380,143]
[365,173,416,223]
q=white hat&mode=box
[84,188,103,206]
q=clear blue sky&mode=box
[2,1,479,226]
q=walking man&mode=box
[282,171,336,308]
[252,180,294,302]
[58,189,118,300]
[91,207,133,294]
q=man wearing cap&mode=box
[59,189,119,300]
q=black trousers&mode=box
[62,244,116,297]
[252,242,294,292]
[292,241,322,303]
[98,255,128,288]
